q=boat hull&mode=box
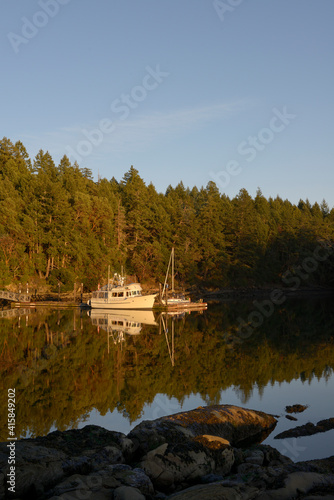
[88,293,157,310]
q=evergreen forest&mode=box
[1,137,334,292]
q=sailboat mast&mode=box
[162,249,173,299]
[171,247,174,292]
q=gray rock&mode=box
[244,449,265,465]
[303,496,334,500]
[237,462,263,475]
[166,482,259,499]
[0,472,5,500]
[114,485,146,500]
[50,472,104,496]
[0,426,135,499]
[0,442,66,498]
[200,473,224,483]
[256,471,334,500]
[107,464,154,496]
[140,441,216,491]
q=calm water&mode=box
[0,296,333,462]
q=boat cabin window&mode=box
[112,292,117,297]
[118,292,124,297]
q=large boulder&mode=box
[129,405,277,492]
[129,404,278,457]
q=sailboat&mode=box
[161,248,207,310]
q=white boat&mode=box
[88,272,157,309]
[162,248,207,309]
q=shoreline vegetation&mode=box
[1,285,333,310]
[1,137,334,298]
[1,405,334,499]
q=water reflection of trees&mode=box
[0,299,333,440]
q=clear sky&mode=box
[2,0,334,206]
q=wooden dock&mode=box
[13,301,82,308]
[0,290,31,302]
[154,301,208,312]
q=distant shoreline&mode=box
[196,285,334,301]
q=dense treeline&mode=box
[1,137,334,291]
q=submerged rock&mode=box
[285,415,298,421]
[275,417,334,439]
[285,404,309,414]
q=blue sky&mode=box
[2,0,334,206]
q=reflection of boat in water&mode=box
[160,313,175,366]
[88,271,157,310]
[159,307,208,366]
[161,248,208,311]
[89,309,158,344]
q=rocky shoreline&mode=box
[1,405,334,499]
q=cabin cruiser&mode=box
[87,273,157,309]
